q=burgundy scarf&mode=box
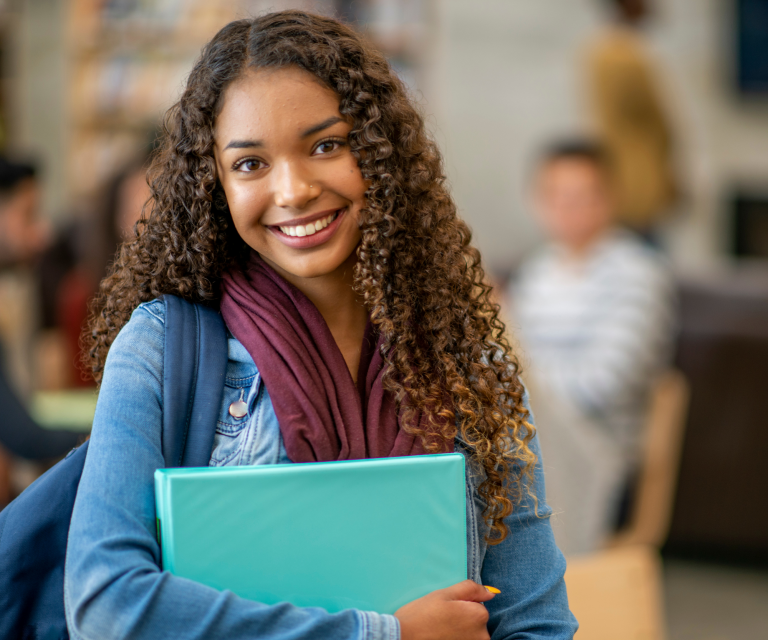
[220,254,450,462]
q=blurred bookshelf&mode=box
[337,0,427,91]
[65,0,427,204]
[66,0,234,202]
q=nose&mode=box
[271,160,317,210]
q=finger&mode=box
[454,599,491,625]
[442,579,497,602]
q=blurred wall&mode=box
[423,0,600,276]
[423,0,768,275]
[651,0,768,269]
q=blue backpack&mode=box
[0,296,228,640]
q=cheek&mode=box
[224,182,269,229]
[540,198,570,226]
[328,158,367,202]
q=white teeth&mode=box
[278,211,340,238]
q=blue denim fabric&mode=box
[65,300,577,639]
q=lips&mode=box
[268,207,347,249]
[277,210,339,237]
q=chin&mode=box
[266,247,359,281]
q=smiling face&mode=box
[214,66,366,282]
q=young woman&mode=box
[66,11,577,640]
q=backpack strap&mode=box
[162,296,228,468]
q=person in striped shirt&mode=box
[507,140,676,555]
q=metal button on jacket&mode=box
[228,388,248,419]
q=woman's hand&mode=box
[394,580,496,640]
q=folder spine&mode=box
[153,470,174,572]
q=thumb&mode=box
[442,579,497,603]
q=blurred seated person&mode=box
[37,153,151,387]
[0,157,82,505]
[507,140,675,555]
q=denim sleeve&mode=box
[64,301,399,640]
[482,397,579,639]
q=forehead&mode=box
[539,158,607,186]
[214,66,341,141]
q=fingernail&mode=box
[484,586,501,594]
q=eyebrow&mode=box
[300,116,343,138]
[224,139,263,151]
[222,116,344,152]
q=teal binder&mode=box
[154,453,467,614]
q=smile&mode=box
[278,211,339,237]
[268,207,347,249]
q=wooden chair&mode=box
[565,544,667,640]
[609,370,690,549]
[563,372,689,638]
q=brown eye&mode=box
[234,158,266,172]
[312,140,343,156]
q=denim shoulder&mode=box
[134,298,167,325]
[102,299,168,391]
[499,380,550,516]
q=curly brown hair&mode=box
[86,10,536,543]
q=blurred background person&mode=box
[38,149,153,389]
[0,158,47,270]
[507,140,676,555]
[0,157,81,506]
[585,0,680,236]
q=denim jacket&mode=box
[65,300,577,640]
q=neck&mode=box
[263,250,368,382]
